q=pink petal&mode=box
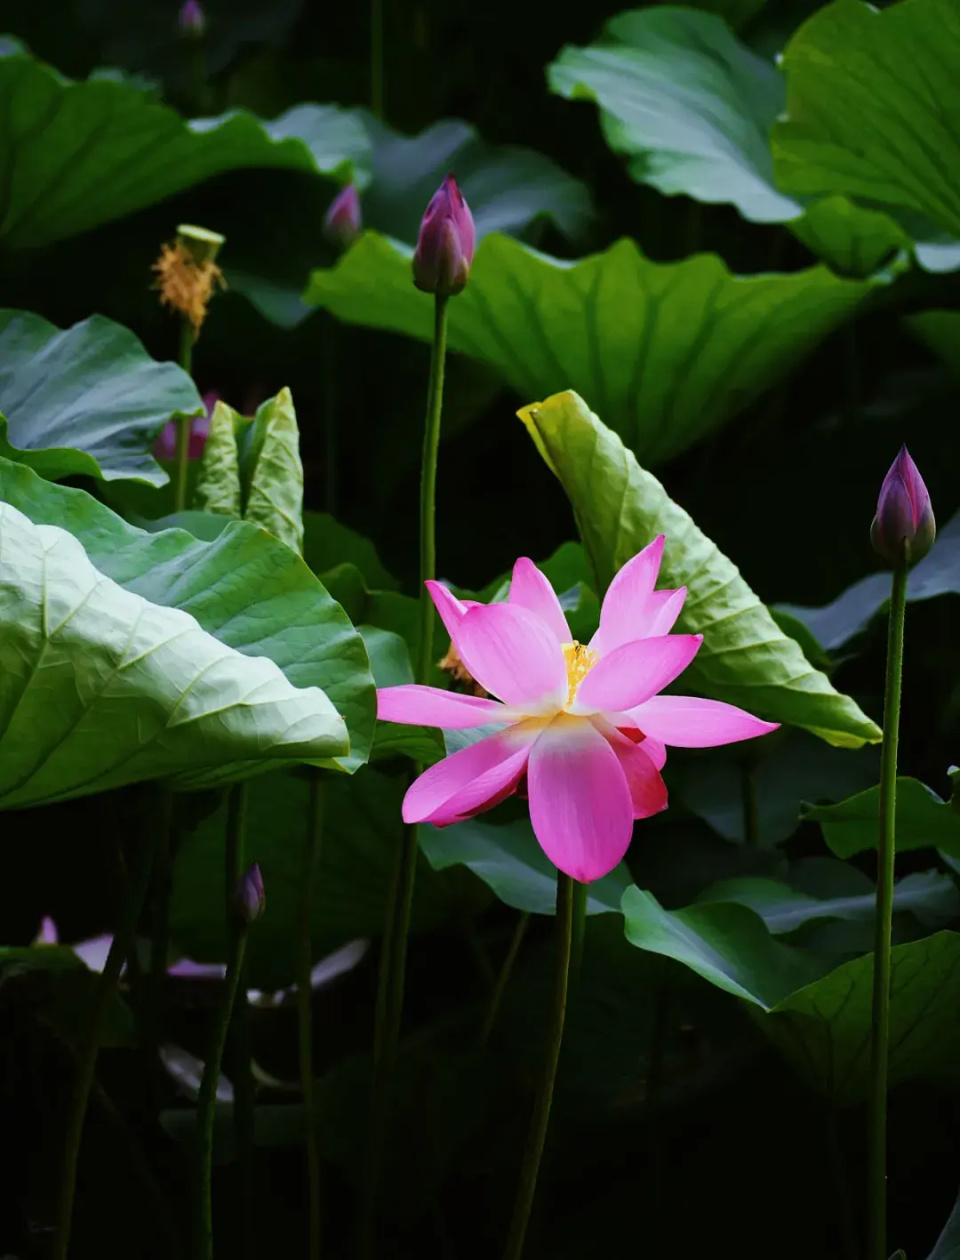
[403,724,538,825]
[575,634,703,714]
[627,696,779,747]
[642,735,667,769]
[456,602,567,711]
[509,557,570,644]
[591,535,665,654]
[527,717,634,883]
[377,685,508,729]
[426,580,469,643]
[641,587,687,637]
[597,721,668,819]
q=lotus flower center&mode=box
[562,641,599,706]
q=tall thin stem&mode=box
[868,558,908,1260]
[416,294,449,685]
[479,912,530,1046]
[54,829,158,1260]
[195,917,249,1260]
[298,774,325,1260]
[174,318,195,512]
[502,872,575,1260]
[370,0,384,118]
[569,880,588,994]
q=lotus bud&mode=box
[231,864,265,925]
[324,184,362,249]
[870,446,935,567]
[179,0,206,37]
[412,174,475,297]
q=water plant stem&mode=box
[173,318,195,512]
[502,871,575,1260]
[416,294,449,685]
[868,557,908,1260]
[196,908,249,1260]
[297,773,325,1260]
[569,879,588,992]
[479,912,531,1046]
[54,830,158,1260]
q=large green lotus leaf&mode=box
[236,388,304,555]
[305,233,871,465]
[623,888,960,1102]
[0,458,375,773]
[803,778,960,860]
[772,0,960,240]
[519,390,881,747]
[548,7,949,275]
[420,817,631,915]
[169,767,472,991]
[0,48,372,249]
[193,401,242,518]
[777,509,960,650]
[764,932,960,1104]
[0,310,201,485]
[0,501,348,809]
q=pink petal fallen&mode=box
[456,602,567,710]
[575,634,703,714]
[591,535,665,654]
[527,717,634,883]
[377,685,507,729]
[627,695,780,747]
[403,725,538,825]
[509,557,571,644]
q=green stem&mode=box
[174,319,195,512]
[222,785,255,1257]
[479,912,530,1046]
[569,880,588,993]
[502,872,575,1260]
[54,830,158,1260]
[298,774,325,1260]
[868,559,908,1260]
[416,294,449,686]
[370,0,384,118]
[196,921,249,1260]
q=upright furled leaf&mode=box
[238,388,304,554]
[0,502,347,808]
[519,391,881,747]
[193,400,242,517]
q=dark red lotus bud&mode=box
[412,174,475,297]
[870,447,935,567]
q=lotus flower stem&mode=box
[196,909,249,1260]
[298,773,325,1260]
[174,317,195,511]
[570,879,588,992]
[868,558,908,1260]
[479,912,531,1046]
[502,871,575,1260]
[417,294,450,684]
[54,827,158,1260]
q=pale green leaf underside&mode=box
[240,387,304,555]
[0,501,347,808]
[0,50,372,248]
[0,459,375,773]
[519,390,881,747]
[305,232,871,466]
[0,310,202,486]
[194,401,242,517]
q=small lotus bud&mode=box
[412,174,475,297]
[179,0,206,37]
[155,390,217,462]
[231,864,265,925]
[324,184,362,249]
[870,446,936,567]
[34,916,58,946]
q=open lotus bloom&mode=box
[378,537,779,883]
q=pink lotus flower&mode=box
[870,446,935,566]
[324,184,362,249]
[412,174,476,297]
[154,390,218,462]
[378,537,779,882]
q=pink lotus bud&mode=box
[155,390,218,463]
[412,174,475,297]
[231,864,265,925]
[870,446,936,567]
[179,0,206,37]
[35,916,59,945]
[324,184,361,249]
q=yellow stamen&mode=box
[562,640,599,706]
[151,239,225,333]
